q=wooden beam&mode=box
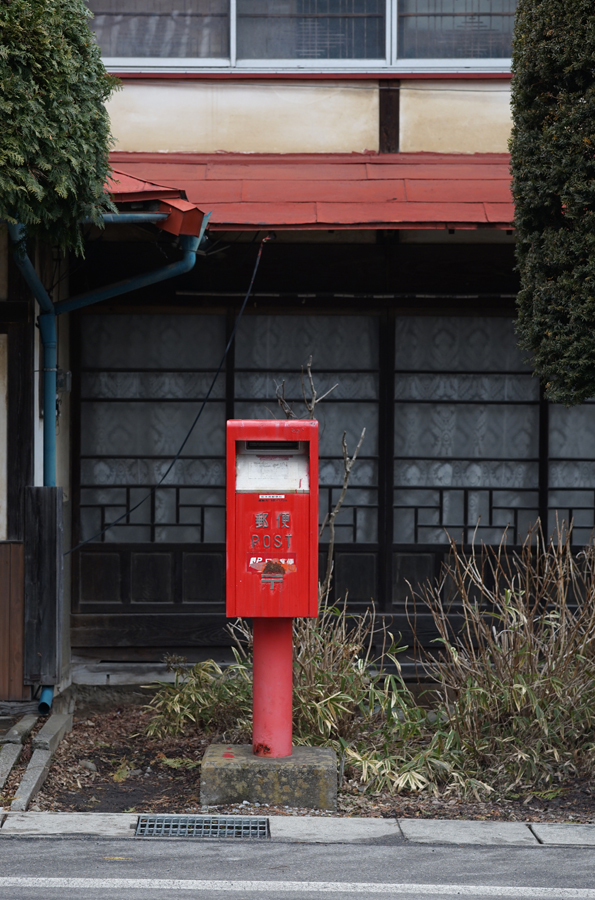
[379,80,400,154]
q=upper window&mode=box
[237,1,385,60]
[89,0,230,59]
[398,0,515,59]
[87,0,516,69]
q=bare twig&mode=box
[301,355,338,418]
[275,356,364,607]
[275,380,298,419]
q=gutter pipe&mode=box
[7,212,210,715]
[54,230,203,314]
[81,213,169,225]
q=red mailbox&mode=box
[226,419,318,618]
[226,419,319,758]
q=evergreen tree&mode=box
[0,0,118,254]
[511,0,595,404]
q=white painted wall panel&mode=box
[107,80,379,153]
[399,80,512,154]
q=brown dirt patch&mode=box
[5,704,594,822]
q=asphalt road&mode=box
[0,837,594,900]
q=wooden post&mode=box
[0,542,29,701]
[24,487,63,685]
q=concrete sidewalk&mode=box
[1,812,594,846]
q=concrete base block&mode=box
[200,744,337,810]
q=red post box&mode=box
[226,420,318,757]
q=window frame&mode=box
[96,0,513,74]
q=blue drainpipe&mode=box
[7,212,210,713]
[54,230,204,314]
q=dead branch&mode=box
[275,379,298,419]
[275,357,364,606]
[319,427,366,604]
[301,355,338,419]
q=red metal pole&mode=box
[252,617,293,758]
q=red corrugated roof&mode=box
[109,152,514,230]
[107,168,183,202]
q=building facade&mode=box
[3,1,594,698]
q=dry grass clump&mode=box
[414,524,595,796]
[146,600,435,792]
[147,524,595,799]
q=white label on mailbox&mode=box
[236,455,309,492]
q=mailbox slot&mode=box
[245,441,300,453]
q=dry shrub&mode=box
[148,524,595,798]
[146,652,253,741]
[146,600,436,792]
[413,523,595,795]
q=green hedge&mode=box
[511,0,595,404]
[0,0,118,254]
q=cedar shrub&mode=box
[511,0,595,404]
[0,0,119,255]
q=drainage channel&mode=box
[135,815,271,839]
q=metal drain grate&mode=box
[135,815,270,839]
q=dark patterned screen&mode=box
[78,312,595,555]
[234,315,379,544]
[549,403,595,545]
[79,313,379,546]
[79,314,227,544]
[394,316,540,545]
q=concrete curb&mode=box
[269,816,400,843]
[0,813,594,845]
[5,713,73,812]
[531,823,595,846]
[10,750,52,812]
[399,818,536,845]
[31,714,73,754]
[1,813,138,836]
[0,716,37,746]
[0,744,22,793]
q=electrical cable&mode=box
[65,232,274,556]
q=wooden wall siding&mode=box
[24,487,63,685]
[70,613,233,649]
[77,547,226,609]
[0,542,29,701]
